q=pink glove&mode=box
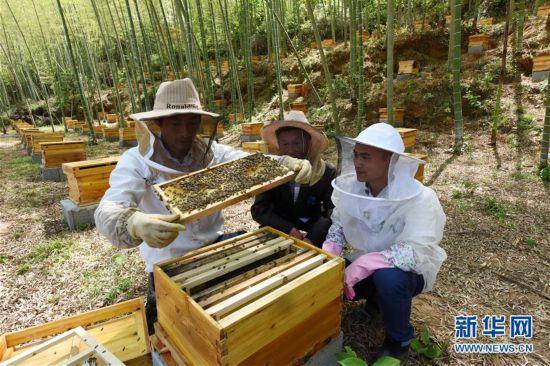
[322,241,343,256]
[344,252,391,300]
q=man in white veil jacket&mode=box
[322,123,447,364]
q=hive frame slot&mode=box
[199,250,318,308]
[206,254,327,320]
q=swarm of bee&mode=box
[162,153,290,214]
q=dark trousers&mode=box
[145,230,247,334]
[349,264,424,344]
[294,216,332,248]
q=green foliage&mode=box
[336,346,400,366]
[540,166,550,182]
[17,263,30,275]
[410,328,443,359]
[484,196,507,223]
[524,239,537,248]
[27,238,74,263]
[104,278,133,304]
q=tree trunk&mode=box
[452,0,463,150]
[387,0,395,125]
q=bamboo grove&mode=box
[0,0,548,168]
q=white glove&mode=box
[280,156,313,185]
[127,212,186,248]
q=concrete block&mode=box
[41,167,66,182]
[468,45,486,54]
[396,73,414,80]
[304,332,343,366]
[61,199,98,231]
[119,140,138,148]
[31,153,42,164]
[532,70,550,82]
[240,134,262,142]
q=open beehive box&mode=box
[153,153,294,224]
[154,227,344,365]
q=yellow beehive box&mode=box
[242,141,268,153]
[533,54,550,72]
[396,127,418,149]
[241,122,264,136]
[479,17,494,26]
[289,101,307,112]
[119,127,137,142]
[312,124,325,132]
[23,130,44,148]
[468,34,490,47]
[413,20,432,31]
[214,99,224,108]
[405,152,428,182]
[102,127,119,140]
[445,15,452,25]
[153,227,344,365]
[228,113,244,123]
[321,39,337,48]
[379,108,406,123]
[31,133,65,154]
[398,60,420,75]
[106,114,118,123]
[537,4,550,17]
[287,84,303,97]
[0,298,149,364]
[40,140,87,169]
[92,125,104,138]
[269,51,285,61]
[62,156,119,206]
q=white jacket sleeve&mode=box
[94,151,148,249]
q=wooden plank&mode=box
[179,239,293,291]
[220,258,343,365]
[153,323,188,366]
[199,250,317,308]
[153,154,294,224]
[206,254,326,319]
[171,236,287,283]
[240,298,341,365]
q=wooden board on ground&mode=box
[0,298,149,364]
[41,140,87,168]
[62,156,119,206]
[153,226,344,366]
[153,153,294,224]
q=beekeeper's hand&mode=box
[127,212,186,248]
[280,156,313,185]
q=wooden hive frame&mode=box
[241,122,264,136]
[41,140,87,168]
[153,154,293,224]
[533,54,550,72]
[31,133,65,154]
[0,298,149,364]
[62,156,120,206]
[153,227,344,366]
[398,60,420,75]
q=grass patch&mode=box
[4,156,39,180]
[104,278,134,305]
[484,196,507,223]
[17,238,75,275]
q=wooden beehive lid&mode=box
[321,39,336,48]
[379,107,406,113]
[404,152,428,161]
[153,154,294,224]
[469,33,490,42]
[40,140,85,148]
[62,156,120,175]
[533,54,550,72]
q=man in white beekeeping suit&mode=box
[321,123,447,364]
[94,78,318,332]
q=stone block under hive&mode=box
[154,153,293,224]
[62,156,119,206]
[153,227,344,365]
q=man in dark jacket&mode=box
[251,111,336,247]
